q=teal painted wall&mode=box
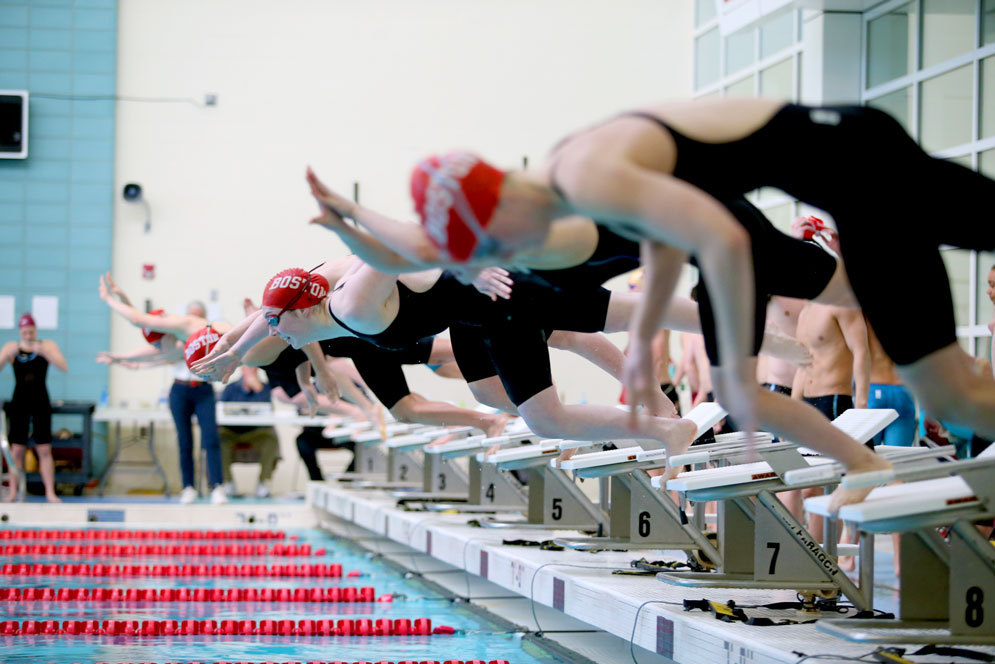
[0,0,117,470]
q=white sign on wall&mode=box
[0,295,13,329]
[31,295,58,329]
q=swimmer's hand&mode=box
[97,274,112,302]
[623,337,670,429]
[712,361,759,449]
[471,267,513,301]
[311,365,342,404]
[817,227,841,255]
[242,298,259,316]
[306,167,355,231]
[103,272,131,305]
[95,351,116,366]
[300,382,320,418]
[191,338,239,382]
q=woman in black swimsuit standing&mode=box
[1,313,67,502]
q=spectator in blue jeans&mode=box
[97,274,227,504]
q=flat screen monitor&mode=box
[0,90,28,159]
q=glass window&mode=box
[725,27,755,76]
[921,64,973,152]
[985,0,995,46]
[695,90,721,100]
[724,74,755,98]
[695,0,717,28]
[942,249,973,352]
[981,56,995,139]
[946,154,974,168]
[867,86,914,136]
[921,0,975,70]
[695,28,720,90]
[757,187,786,201]
[759,202,793,235]
[980,147,995,179]
[760,11,794,60]
[867,3,917,88]
[760,57,794,101]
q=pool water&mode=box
[0,528,565,664]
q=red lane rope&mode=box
[0,660,511,664]
[0,617,453,637]
[0,543,323,557]
[0,530,286,541]
[1,586,387,602]
[0,563,361,578]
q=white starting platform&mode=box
[308,480,995,664]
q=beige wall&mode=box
[107,0,693,493]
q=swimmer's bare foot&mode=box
[655,417,698,483]
[827,455,893,515]
[45,493,62,503]
[556,447,578,464]
[2,489,16,503]
[484,413,510,439]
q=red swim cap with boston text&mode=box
[410,153,505,262]
[184,325,221,371]
[262,268,330,310]
[142,309,166,345]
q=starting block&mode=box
[553,403,729,552]
[424,431,536,513]
[477,439,604,531]
[655,409,904,612]
[331,422,422,481]
[807,453,995,644]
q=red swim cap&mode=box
[142,309,166,345]
[18,313,35,329]
[262,268,330,310]
[184,325,221,371]
[801,216,827,241]
[410,153,505,262]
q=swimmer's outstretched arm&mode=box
[97,343,183,366]
[307,168,435,272]
[98,274,201,338]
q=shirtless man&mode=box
[761,297,805,396]
[791,297,871,559]
[866,322,917,446]
[792,301,870,421]
[988,264,995,378]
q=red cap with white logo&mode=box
[142,309,166,345]
[262,268,330,310]
[18,313,35,329]
[410,152,505,262]
[801,216,827,241]
[184,325,221,371]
